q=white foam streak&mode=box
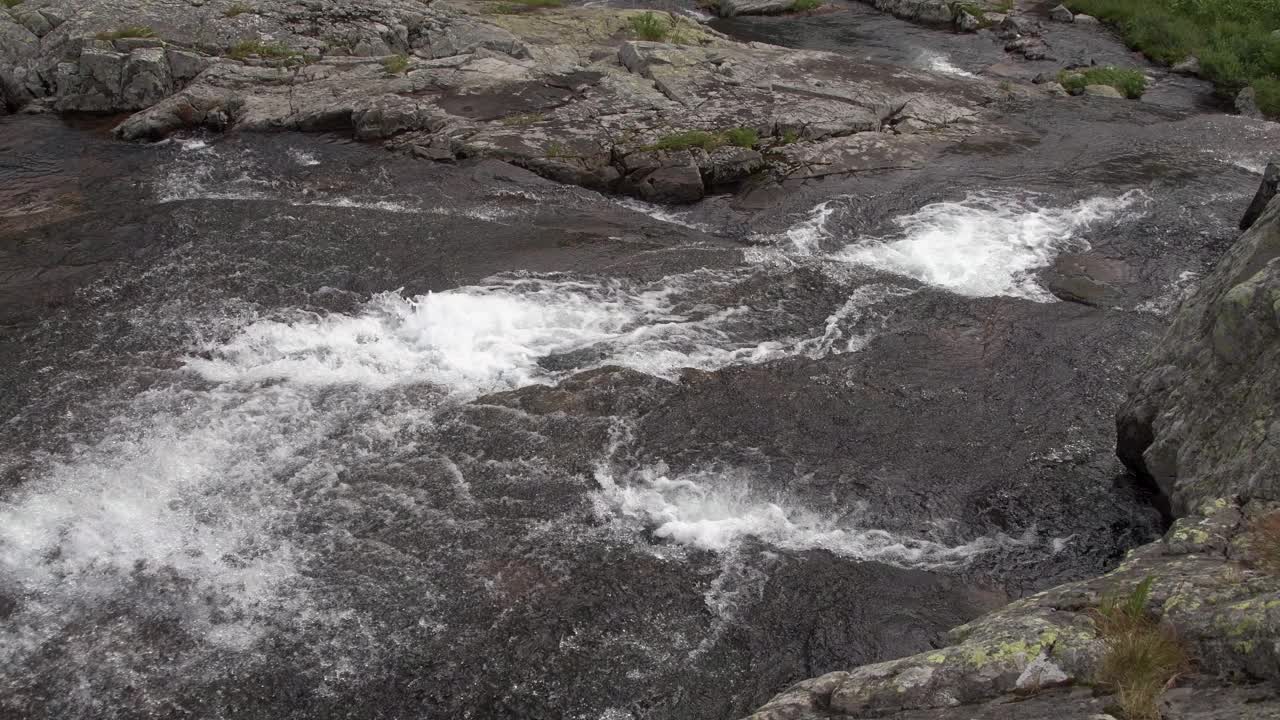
[919,50,978,78]
[187,274,797,393]
[836,191,1147,300]
[594,466,1024,568]
[0,387,315,662]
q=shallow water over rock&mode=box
[1,14,1278,720]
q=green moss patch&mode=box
[649,127,760,152]
[1058,66,1147,98]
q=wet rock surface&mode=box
[2,2,1280,720]
[746,177,1280,720]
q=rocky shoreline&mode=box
[746,178,1280,718]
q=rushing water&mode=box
[2,11,1280,719]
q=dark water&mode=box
[1,14,1278,720]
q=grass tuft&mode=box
[383,53,410,75]
[95,26,157,41]
[224,2,253,17]
[229,39,302,61]
[1092,577,1189,720]
[649,127,760,152]
[501,112,546,127]
[791,0,822,11]
[493,0,563,13]
[1058,66,1147,98]
[629,11,671,42]
[1065,0,1280,116]
[2,0,24,8]
[723,127,759,148]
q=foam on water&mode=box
[918,50,978,78]
[187,273,806,393]
[593,465,1026,568]
[0,385,318,665]
[836,191,1147,300]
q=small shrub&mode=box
[1095,575,1155,635]
[1092,576,1188,720]
[723,127,758,148]
[629,12,670,42]
[1058,66,1147,98]
[224,2,253,17]
[1252,77,1280,119]
[780,128,801,144]
[383,53,410,75]
[791,0,822,11]
[229,39,301,61]
[1252,510,1280,573]
[652,130,721,151]
[95,26,157,41]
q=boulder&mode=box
[1073,13,1100,24]
[1048,4,1074,22]
[1083,84,1123,98]
[718,0,795,16]
[1236,86,1263,119]
[956,10,980,32]
[1172,55,1201,76]
[999,14,1038,38]
[870,0,955,24]
[1117,170,1280,512]
[1239,161,1279,231]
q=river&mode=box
[1,4,1277,719]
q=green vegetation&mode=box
[383,53,410,75]
[723,127,758,148]
[501,112,546,127]
[629,11,671,42]
[493,0,563,13]
[1092,577,1189,720]
[791,0,822,11]
[2,0,25,9]
[224,2,254,17]
[780,128,801,144]
[1058,66,1147,98]
[95,26,157,41]
[1065,0,1280,116]
[229,39,303,61]
[1253,511,1280,573]
[649,127,760,152]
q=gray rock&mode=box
[625,158,705,204]
[165,48,212,82]
[1000,14,1038,38]
[956,10,980,32]
[13,8,54,37]
[121,47,172,109]
[870,0,955,25]
[1049,4,1074,22]
[718,0,794,16]
[1117,171,1280,513]
[1083,83,1123,98]
[1236,86,1263,119]
[1073,13,1100,24]
[1172,55,1201,76]
[1240,161,1279,231]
